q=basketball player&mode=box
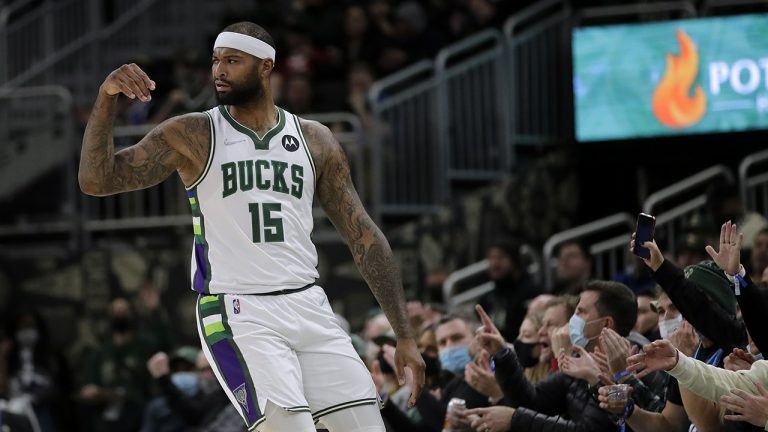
[79,22,424,432]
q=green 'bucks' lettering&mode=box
[255,160,271,190]
[222,162,237,198]
[221,159,305,199]
[271,161,289,194]
[291,165,303,199]
[238,160,254,191]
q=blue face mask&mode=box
[171,371,200,397]
[569,314,601,348]
[439,346,472,376]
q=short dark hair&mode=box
[437,312,480,333]
[487,238,521,265]
[583,281,637,337]
[556,240,591,261]
[221,22,275,50]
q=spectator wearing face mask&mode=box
[144,347,246,432]
[378,313,491,432]
[2,310,74,432]
[468,281,639,431]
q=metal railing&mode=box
[542,213,635,290]
[369,60,441,216]
[0,86,77,245]
[504,0,572,147]
[642,165,734,255]
[436,29,512,180]
[442,243,542,309]
[739,149,768,218]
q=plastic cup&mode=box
[606,384,629,410]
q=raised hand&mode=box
[475,304,506,356]
[724,348,756,372]
[559,345,601,385]
[667,320,698,357]
[721,382,768,428]
[101,63,156,102]
[626,340,678,379]
[600,328,636,376]
[550,324,572,359]
[465,350,504,399]
[705,221,743,275]
[466,406,516,432]
[630,232,664,271]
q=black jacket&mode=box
[653,260,747,350]
[494,349,617,432]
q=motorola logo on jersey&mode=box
[282,135,300,152]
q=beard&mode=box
[215,74,265,106]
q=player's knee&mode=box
[257,400,316,432]
[318,403,385,432]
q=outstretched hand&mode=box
[101,63,156,102]
[630,232,664,271]
[720,382,768,428]
[475,305,506,356]
[705,221,743,275]
[626,339,678,379]
[394,338,426,407]
[558,345,601,385]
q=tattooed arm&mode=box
[79,63,208,196]
[305,119,425,405]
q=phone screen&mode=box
[634,213,656,259]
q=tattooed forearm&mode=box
[307,121,412,339]
[78,92,199,196]
[79,91,120,195]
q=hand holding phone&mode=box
[633,213,656,259]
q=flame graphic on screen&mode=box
[652,29,706,128]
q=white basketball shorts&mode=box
[195,285,379,430]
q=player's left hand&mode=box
[395,337,425,408]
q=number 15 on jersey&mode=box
[248,202,284,243]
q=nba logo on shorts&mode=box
[233,298,240,314]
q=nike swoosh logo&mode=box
[225,139,246,146]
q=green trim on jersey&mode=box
[312,398,378,420]
[220,297,260,426]
[219,105,286,150]
[292,114,316,181]
[189,187,212,293]
[186,112,216,190]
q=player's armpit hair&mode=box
[221,22,275,49]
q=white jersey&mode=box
[187,105,318,294]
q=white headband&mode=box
[214,32,276,61]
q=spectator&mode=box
[748,228,768,283]
[554,240,593,295]
[469,281,640,431]
[674,232,708,268]
[2,309,73,432]
[536,296,578,372]
[78,298,158,432]
[613,254,656,293]
[516,313,550,384]
[477,239,542,340]
[706,183,767,248]
[282,73,314,114]
[634,288,660,342]
[144,347,246,432]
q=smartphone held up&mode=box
[633,213,656,259]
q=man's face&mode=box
[633,295,657,335]
[751,233,768,274]
[538,304,569,362]
[557,244,590,283]
[575,290,608,340]
[656,293,680,322]
[487,247,514,281]
[212,47,266,106]
[435,319,472,355]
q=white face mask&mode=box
[658,315,683,340]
